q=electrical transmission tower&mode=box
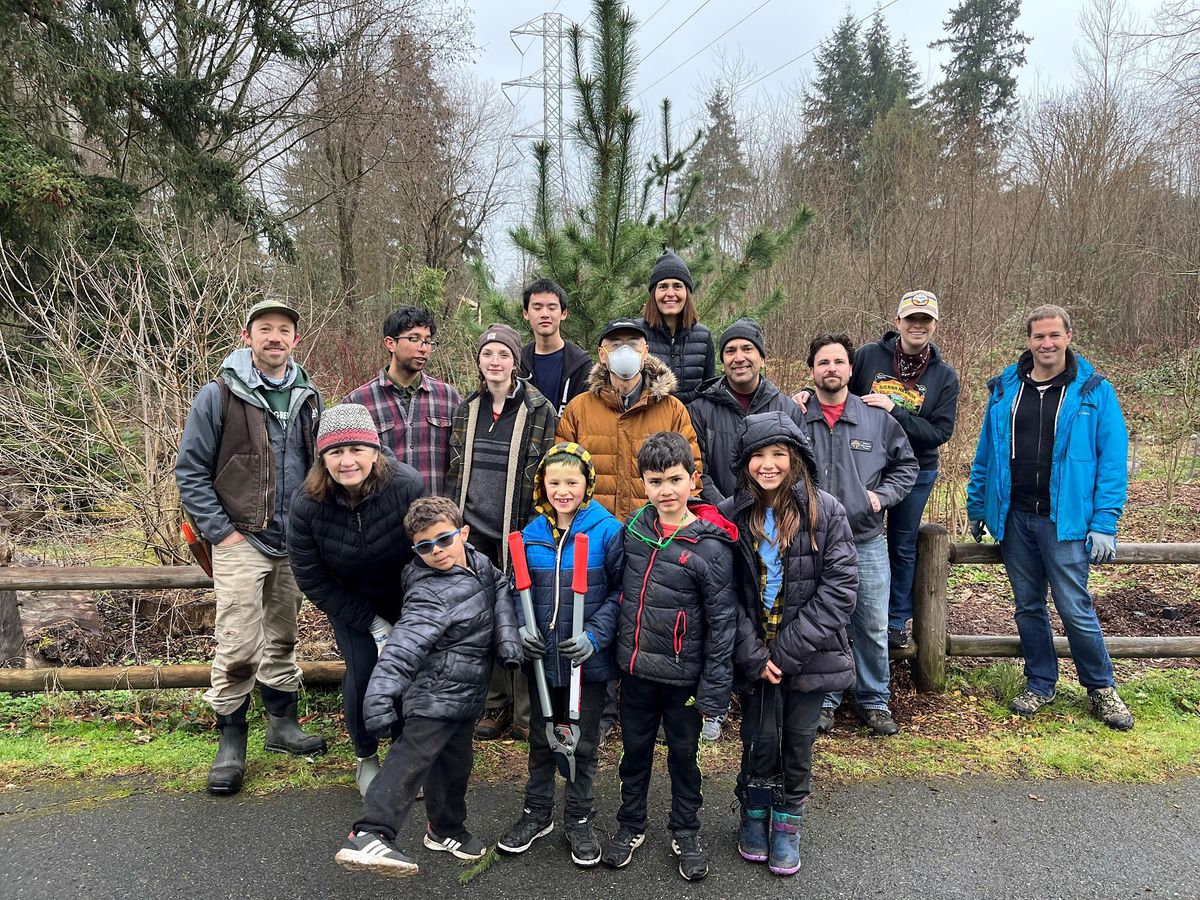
[503,12,571,199]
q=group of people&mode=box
[175,249,1136,883]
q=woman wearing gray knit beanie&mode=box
[288,403,426,796]
[636,249,715,405]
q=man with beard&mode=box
[519,279,593,416]
[344,306,459,495]
[801,333,916,737]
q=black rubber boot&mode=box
[260,684,327,756]
[207,697,249,796]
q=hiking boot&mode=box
[335,830,418,877]
[1088,687,1134,731]
[496,808,554,854]
[887,627,909,650]
[511,720,530,741]
[355,754,380,798]
[738,807,769,863]
[566,817,602,867]
[474,706,512,740]
[768,809,802,876]
[423,828,487,860]
[815,707,835,735]
[598,716,618,748]
[670,830,709,881]
[700,713,725,742]
[260,686,327,756]
[207,698,249,796]
[860,708,900,737]
[1011,689,1055,718]
[600,825,644,868]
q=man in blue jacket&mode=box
[967,305,1133,730]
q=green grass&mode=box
[3,667,1199,789]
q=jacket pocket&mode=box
[427,415,452,430]
[673,610,687,662]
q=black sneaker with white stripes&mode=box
[496,808,554,854]
[422,828,487,860]
[334,830,418,878]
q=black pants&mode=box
[354,717,473,842]
[615,674,703,834]
[736,683,823,814]
[329,616,401,758]
[524,677,604,820]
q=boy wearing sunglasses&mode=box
[336,497,522,878]
[601,432,737,881]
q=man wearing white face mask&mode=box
[557,318,702,522]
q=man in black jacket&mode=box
[520,279,593,417]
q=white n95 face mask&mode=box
[607,345,643,379]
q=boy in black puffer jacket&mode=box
[335,497,522,879]
[601,432,737,882]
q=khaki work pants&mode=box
[203,540,303,715]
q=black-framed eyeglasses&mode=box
[389,335,440,350]
[413,528,461,555]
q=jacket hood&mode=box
[879,330,945,363]
[626,499,739,545]
[731,410,819,482]
[220,347,309,400]
[520,339,593,378]
[696,373,782,410]
[585,354,678,402]
[531,441,598,527]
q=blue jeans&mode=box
[826,534,891,711]
[887,468,938,631]
[1000,509,1115,696]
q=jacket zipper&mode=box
[629,547,659,674]
[673,610,687,663]
[259,413,271,528]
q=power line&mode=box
[638,0,673,31]
[641,0,715,63]
[637,0,774,97]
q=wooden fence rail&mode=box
[0,527,1197,693]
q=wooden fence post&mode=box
[0,518,23,668]
[912,523,949,692]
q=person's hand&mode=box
[867,490,882,513]
[1087,531,1117,563]
[218,532,246,546]
[790,389,811,412]
[970,520,986,543]
[559,632,596,664]
[761,659,782,684]
[369,616,392,655]
[521,628,546,661]
[364,708,397,739]
[861,392,896,412]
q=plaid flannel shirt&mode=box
[343,369,461,495]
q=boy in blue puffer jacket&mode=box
[496,442,625,866]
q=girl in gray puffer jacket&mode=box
[718,411,858,878]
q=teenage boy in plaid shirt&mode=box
[344,306,460,495]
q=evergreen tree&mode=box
[862,13,923,123]
[803,11,872,167]
[683,89,753,255]
[929,0,1030,150]
[496,0,811,348]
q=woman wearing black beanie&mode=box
[637,249,715,405]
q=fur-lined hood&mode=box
[585,354,678,405]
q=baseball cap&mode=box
[598,318,648,344]
[245,299,301,330]
[896,290,939,320]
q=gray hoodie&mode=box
[175,348,320,557]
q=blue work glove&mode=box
[368,616,392,656]
[521,628,547,661]
[970,520,986,543]
[559,632,596,664]
[1087,531,1117,563]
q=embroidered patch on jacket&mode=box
[850,439,873,452]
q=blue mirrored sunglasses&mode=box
[412,528,461,556]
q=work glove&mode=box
[368,616,392,655]
[970,520,986,543]
[1087,531,1117,563]
[521,628,547,661]
[559,632,596,665]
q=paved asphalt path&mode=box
[2,773,1197,900]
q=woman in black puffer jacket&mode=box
[288,404,425,795]
[717,411,857,877]
[637,249,714,405]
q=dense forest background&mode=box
[0,0,1196,563]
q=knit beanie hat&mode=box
[720,317,767,358]
[316,404,381,456]
[476,323,523,361]
[648,249,694,294]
